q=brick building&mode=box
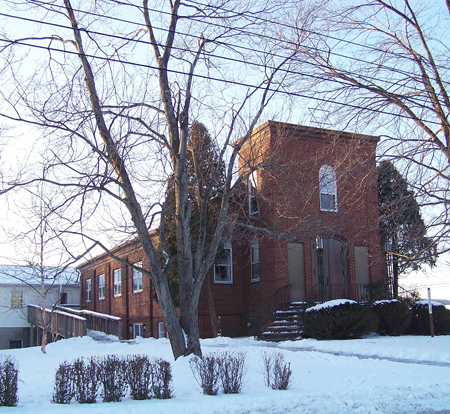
[77,121,386,340]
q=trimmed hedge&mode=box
[372,300,412,336]
[303,301,378,340]
[408,302,450,335]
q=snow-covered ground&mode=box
[1,332,450,414]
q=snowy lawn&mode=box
[1,333,450,414]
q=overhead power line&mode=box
[3,36,441,127]
[2,9,437,109]
[9,0,449,85]
[0,4,446,126]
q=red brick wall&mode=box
[78,121,387,340]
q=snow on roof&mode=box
[306,299,357,312]
[0,265,79,286]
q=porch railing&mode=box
[311,283,370,304]
[250,284,292,336]
[28,305,87,339]
[56,306,122,338]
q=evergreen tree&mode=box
[377,161,437,298]
[161,122,225,334]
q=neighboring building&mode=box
[0,265,80,349]
[78,121,387,339]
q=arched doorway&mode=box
[311,235,349,302]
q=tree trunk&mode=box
[206,276,219,337]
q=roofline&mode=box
[76,233,156,271]
[234,120,380,147]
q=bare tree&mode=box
[291,0,450,251]
[0,0,317,358]
[0,185,80,353]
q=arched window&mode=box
[319,165,338,211]
[248,171,258,215]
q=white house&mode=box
[0,265,81,349]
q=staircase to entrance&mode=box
[257,302,307,342]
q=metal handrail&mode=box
[250,284,292,336]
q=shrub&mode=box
[303,301,378,340]
[0,356,19,407]
[97,355,127,402]
[372,300,412,336]
[126,355,153,400]
[72,357,99,404]
[52,361,73,404]
[408,301,450,335]
[190,354,221,395]
[261,352,292,390]
[218,351,247,394]
[152,358,173,399]
[365,280,391,304]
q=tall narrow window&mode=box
[133,323,144,339]
[86,279,91,302]
[10,291,23,308]
[158,322,165,338]
[133,261,143,293]
[319,165,338,211]
[113,269,121,297]
[250,244,260,282]
[248,171,258,215]
[214,241,233,284]
[98,274,105,300]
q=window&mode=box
[10,291,23,308]
[158,322,165,338]
[250,244,260,282]
[319,164,338,211]
[248,171,258,215]
[133,262,143,293]
[60,292,68,305]
[98,274,105,300]
[113,269,121,297]
[86,279,91,302]
[133,323,144,339]
[214,242,233,284]
[9,339,22,349]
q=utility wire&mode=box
[0,10,444,112]
[4,37,442,127]
[13,0,450,85]
[1,9,437,109]
[0,6,447,125]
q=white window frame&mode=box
[98,274,105,300]
[10,291,23,308]
[133,261,143,293]
[86,279,91,302]
[158,321,165,338]
[319,164,338,212]
[214,241,233,284]
[133,323,144,339]
[248,171,258,215]
[250,243,260,282]
[113,269,121,297]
